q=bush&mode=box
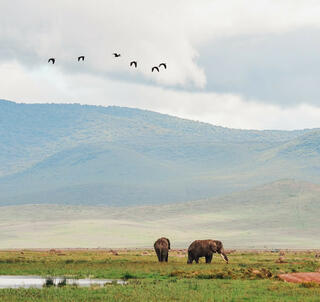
[58,278,67,287]
[44,277,55,287]
[122,272,136,280]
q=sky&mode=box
[1,0,320,130]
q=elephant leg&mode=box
[161,250,167,262]
[165,251,168,262]
[195,257,199,264]
[187,251,193,264]
[206,254,213,263]
[156,249,161,262]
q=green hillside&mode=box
[0,99,319,205]
[0,179,319,249]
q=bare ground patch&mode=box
[279,272,320,283]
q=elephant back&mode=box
[154,237,170,250]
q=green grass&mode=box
[1,280,320,302]
[0,250,320,301]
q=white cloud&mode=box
[0,0,208,88]
[2,61,320,130]
[2,0,320,88]
[2,0,320,129]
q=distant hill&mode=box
[0,99,320,206]
[0,179,319,248]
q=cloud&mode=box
[197,28,320,106]
[2,0,320,129]
[0,0,207,88]
[3,60,320,130]
[2,0,320,88]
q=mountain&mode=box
[0,99,320,206]
[0,179,319,248]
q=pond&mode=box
[0,276,127,289]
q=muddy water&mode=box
[0,276,127,288]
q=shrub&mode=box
[58,278,67,287]
[122,272,136,280]
[44,277,55,287]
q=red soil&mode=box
[279,272,320,283]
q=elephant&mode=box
[154,237,170,262]
[187,239,228,264]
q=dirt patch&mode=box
[279,272,320,283]
[243,268,272,279]
[141,252,151,256]
[275,256,287,263]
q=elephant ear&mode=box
[209,241,218,252]
[167,238,171,250]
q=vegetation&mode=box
[0,250,320,301]
[0,99,320,207]
[0,179,319,249]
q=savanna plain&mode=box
[0,249,320,301]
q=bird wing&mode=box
[152,67,159,72]
[159,63,167,69]
[48,58,55,64]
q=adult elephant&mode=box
[154,237,170,262]
[187,239,228,264]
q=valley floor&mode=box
[0,249,319,301]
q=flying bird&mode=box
[130,61,137,68]
[113,53,121,57]
[159,63,167,69]
[48,58,55,64]
[152,66,159,72]
[78,56,85,62]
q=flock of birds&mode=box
[48,54,167,72]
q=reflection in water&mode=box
[0,276,127,289]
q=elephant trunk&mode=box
[220,248,229,264]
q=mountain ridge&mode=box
[0,99,319,206]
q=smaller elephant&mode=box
[154,237,170,262]
[187,239,228,264]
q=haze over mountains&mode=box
[1,179,319,248]
[0,99,320,206]
[1,99,320,248]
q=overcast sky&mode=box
[2,0,320,130]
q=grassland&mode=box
[1,100,320,208]
[1,179,320,249]
[0,249,320,301]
